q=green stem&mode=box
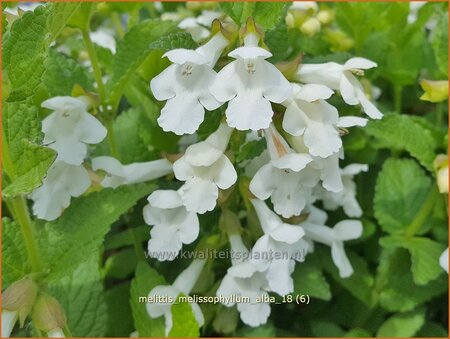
[105,119,120,159]
[129,228,145,261]
[405,186,439,238]
[111,12,125,38]
[12,196,44,273]
[436,102,444,127]
[82,30,106,103]
[394,85,403,113]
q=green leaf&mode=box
[293,260,331,301]
[2,218,30,289]
[310,320,345,337]
[130,262,166,337]
[236,138,267,162]
[265,21,289,63]
[320,248,375,307]
[376,308,425,337]
[365,114,438,171]
[220,2,287,29]
[39,183,154,281]
[67,3,95,31]
[2,6,48,101]
[105,283,134,337]
[109,19,178,107]
[46,2,82,43]
[148,31,198,51]
[48,257,107,337]
[432,13,448,77]
[2,100,56,197]
[43,49,93,96]
[380,235,445,285]
[103,248,138,279]
[105,225,149,251]
[378,249,447,312]
[168,296,200,337]
[374,158,431,234]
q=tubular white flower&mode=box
[92,156,173,188]
[250,199,308,295]
[146,260,206,336]
[150,32,229,135]
[1,310,18,338]
[250,124,316,217]
[216,234,271,327]
[143,190,199,261]
[41,96,107,165]
[30,162,91,221]
[173,123,237,213]
[210,33,292,131]
[301,219,362,278]
[282,84,368,158]
[294,57,383,119]
[440,248,448,274]
[315,164,368,217]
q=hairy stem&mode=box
[82,30,107,103]
[12,196,44,273]
[105,119,120,159]
[394,85,403,113]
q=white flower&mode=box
[434,155,449,194]
[92,156,172,188]
[1,310,17,337]
[30,162,91,221]
[173,123,237,213]
[314,164,368,217]
[250,124,316,218]
[250,199,308,295]
[301,219,362,278]
[146,260,205,336]
[41,97,107,165]
[143,190,199,261]
[90,29,116,53]
[282,83,367,158]
[311,151,344,193]
[47,328,65,338]
[440,248,448,274]
[210,33,292,131]
[178,11,222,42]
[294,58,383,119]
[216,234,271,327]
[150,32,229,135]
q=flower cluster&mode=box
[144,17,382,332]
[31,97,173,221]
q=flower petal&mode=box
[266,259,295,295]
[340,73,359,105]
[185,142,223,167]
[333,220,363,241]
[148,190,183,209]
[228,46,272,59]
[271,153,313,172]
[225,94,273,131]
[179,177,219,213]
[178,212,200,244]
[331,241,354,278]
[76,112,107,144]
[250,164,277,200]
[237,299,271,327]
[212,155,237,190]
[148,224,182,260]
[260,62,292,103]
[270,223,305,244]
[150,64,177,101]
[163,49,208,65]
[344,57,377,70]
[295,83,334,101]
[336,116,368,127]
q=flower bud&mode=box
[31,294,66,334]
[3,277,38,327]
[317,10,334,25]
[300,17,321,37]
[434,154,448,194]
[420,79,448,103]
